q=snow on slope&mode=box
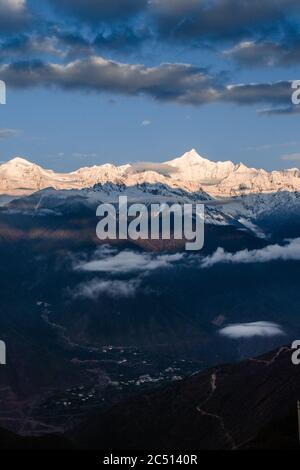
[165,149,236,182]
[165,149,300,196]
[3,183,236,227]
[1,150,300,197]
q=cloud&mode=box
[0,55,294,110]
[72,152,98,158]
[0,26,150,61]
[222,81,292,106]
[259,106,300,116]
[0,34,68,60]
[0,128,19,139]
[2,0,300,60]
[245,141,298,151]
[201,238,300,267]
[224,39,300,67]
[281,153,300,161]
[219,321,285,339]
[0,0,30,33]
[141,119,151,126]
[48,0,147,22]
[0,57,222,105]
[77,250,184,274]
[93,25,151,51]
[0,28,136,61]
[0,30,99,62]
[72,278,142,300]
[0,57,212,102]
[129,161,178,176]
[9,0,298,51]
[150,0,300,43]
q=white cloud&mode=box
[219,321,285,339]
[201,238,300,267]
[141,119,151,126]
[77,250,184,274]
[73,278,141,300]
[129,161,178,176]
[0,128,19,139]
[245,141,298,151]
[72,152,98,158]
[281,153,300,161]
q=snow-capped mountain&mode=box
[3,183,236,228]
[1,149,300,197]
[165,149,300,196]
[165,149,236,182]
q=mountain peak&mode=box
[5,157,34,167]
[185,148,201,157]
[177,149,207,163]
[165,149,209,168]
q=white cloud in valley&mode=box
[201,238,300,268]
[219,321,285,339]
[77,250,184,274]
[72,278,142,300]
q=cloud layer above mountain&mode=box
[0,0,298,114]
[0,57,293,108]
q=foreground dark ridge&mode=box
[71,346,299,450]
[0,346,299,450]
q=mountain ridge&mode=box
[1,149,300,197]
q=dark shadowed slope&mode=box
[72,346,300,450]
[0,428,71,450]
[0,347,299,450]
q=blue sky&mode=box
[0,0,300,171]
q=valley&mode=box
[0,150,300,449]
